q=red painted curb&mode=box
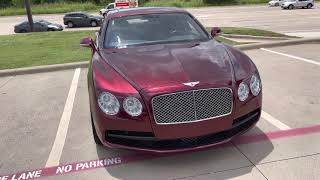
[1,124,320,180]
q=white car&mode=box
[268,0,285,6]
[100,3,115,17]
[281,0,315,9]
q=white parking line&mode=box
[46,68,81,167]
[261,48,320,66]
[261,111,291,130]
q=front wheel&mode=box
[91,112,102,145]
[307,3,312,9]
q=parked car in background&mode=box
[63,12,103,28]
[268,0,284,6]
[81,7,262,153]
[281,0,314,9]
[100,0,139,17]
[14,20,63,33]
[100,3,115,16]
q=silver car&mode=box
[281,0,315,9]
[269,0,285,6]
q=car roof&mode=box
[107,7,188,19]
[65,12,88,15]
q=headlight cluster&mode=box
[98,92,143,116]
[237,74,261,102]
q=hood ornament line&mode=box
[183,81,200,87]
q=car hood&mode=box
[91,15,103,19]
[101,40,235,92]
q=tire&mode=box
[20,29,27,33]
[307,3,312,9]
[288,4,294,9]
[91,20,98,27]
[67,21,74,28]
[91,112,102,145]
[47,28,54,31]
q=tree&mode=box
[24,0,34,32]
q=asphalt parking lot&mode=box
[0,43,320,179]
[1,5,320,36]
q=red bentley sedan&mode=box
[81,7,262,153]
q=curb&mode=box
[235,37,320,50]
[0,61,88,77]
[0,38,319,77]
[222,34,294,40]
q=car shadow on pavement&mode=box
[96,128,273,180]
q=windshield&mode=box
[104,13,209,48]
[38,20,51,25]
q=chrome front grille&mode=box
[152,88,233,124]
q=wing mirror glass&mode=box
[211,27,222,37]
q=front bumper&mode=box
[101,108,261,153]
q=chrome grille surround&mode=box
[152,88,233,125]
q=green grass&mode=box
[221,27,295,37]
[205,27,295,38]
[215,36,242,46]
[0,2,101,16]
[0,27,289,70]
[0,31,95,70]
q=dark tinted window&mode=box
[107,4,115,9]
[104,13,209,48]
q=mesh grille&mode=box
[152,88,233,124]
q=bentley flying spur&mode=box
[80,7,262,153]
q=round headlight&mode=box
[123,97,143,117]
[238,82,249,102]
[250,74,261,96]
[98,92,120,115]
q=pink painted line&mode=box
[232,124,320,145]
[1,124,320,180]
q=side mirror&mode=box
[80,37,93,47]
[211,27,222,38]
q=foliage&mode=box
[0,2,101,16]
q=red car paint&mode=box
[83,7,262,153]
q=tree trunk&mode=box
[24,0,33,32]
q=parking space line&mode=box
[0,76,14,90]
[261,111,291,130]
[45,68,81,167]
[260,48,320,66]
[2,123,320,179]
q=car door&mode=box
[33,22,44,32]
[297,0,306,7]
[72,14,81,26]
[81,14,91,26]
